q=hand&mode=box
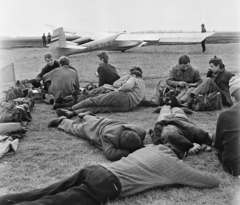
[178,81,188,88]
[36,76,41,82]
[95,72,99,77]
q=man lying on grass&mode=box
[0,134,219,205]
[48,111,146,161]
[149,105,212,152]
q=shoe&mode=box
[54,91,64,104]
[170,96,181,108]
[56,108,76,118]
[53,103,64,110]
[77,111,95,118]
[48,116,66,127]
[186,97,194,109]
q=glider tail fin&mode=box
[49,27,67,58]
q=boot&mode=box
[48,116,66,127]
[56,108,76,118]
[170,96,181,108]
[54,91,64,104]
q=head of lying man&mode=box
[163,134,194,159]
[119,130,143,152]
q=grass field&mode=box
[0,42,240,205]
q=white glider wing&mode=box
[115,32,215,43]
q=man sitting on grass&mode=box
[55,69,145,117]
[171,56,235,109]
[213,76,240,176]
[42,56,79,99]
[48,111,146,161]
[0,134,219,205]
[149,105,212,153]
[28,52,60,90]
[95,51,120,87]
[166,54,203,105]
[52,66,143,110]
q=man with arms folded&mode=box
[0,134,219,205]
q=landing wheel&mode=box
[121,50,125,53]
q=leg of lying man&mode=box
[0,165,120,205]
[157,105,172,122]
[171,107,188,120]
[72,92,130,114]
[57,118,85,139]
[191,77,219,96]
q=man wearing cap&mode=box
[0,135,219,205]
[213,76,240,176]
[166,55,203,105]
[149,105,212,150]
[181,56,235,109]
[55,69,146,116]
[96,51,120,87]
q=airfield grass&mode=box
[0,43,240,205]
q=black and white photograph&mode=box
[0,0,239,204]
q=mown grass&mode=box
[0,42,240,205]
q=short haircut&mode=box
[44,52,54,59]
[130,70,142,78]
[119,130,142,152]
[130,66,143,74]
[97,51,109,63]
[59,56,70,66]
[179,55,190,64]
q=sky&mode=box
[0,0,240,37]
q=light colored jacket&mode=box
[43,65,79,97]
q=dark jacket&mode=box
[97,63,120,87]
[214,102,240,176]
[151,116,212,146]
[166,64,202,88]
[81,115,146,161]
[36,60,60,80]
[207,68,234,106]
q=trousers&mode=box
[0,165,121,205]
[157,105,187,122]
[72,91,130,114]
[191,77,219,96]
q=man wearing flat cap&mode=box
[213,76,240,176]
[181,56,235,109]
[0,135,219,205]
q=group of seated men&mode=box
[0,51,239,205]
